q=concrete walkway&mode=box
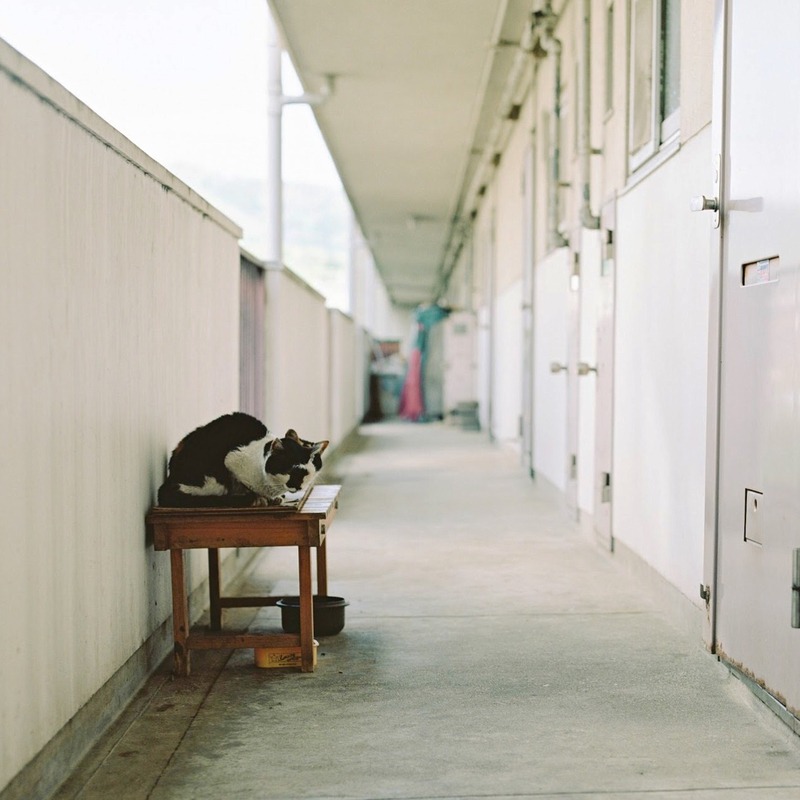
[56,423,800,799]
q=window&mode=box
[628,0,680,171]
[574,62,580,154]
[660,0,680,139]
[604,2,614,115]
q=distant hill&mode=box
[169,164,351,311]
[283,182,349,311]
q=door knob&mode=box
[550,362,567,374]
[690,195,718,212]
[577,362,597,376]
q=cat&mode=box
[157,412,328,507]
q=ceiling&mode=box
[269,0,532,307]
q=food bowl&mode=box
[276,595,349,636]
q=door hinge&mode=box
[601,472,612,503]
[570,252,581,291]
[570,454,577,480]
[700,584,711,606]
[792,549,800,628]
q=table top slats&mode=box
[146,484,340,523]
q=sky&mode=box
[0,0,343,258]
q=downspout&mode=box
[578,0,601,229]
[266,10,334,268]
[266,11,283,267]
[265,9,334,425]
[535,3,569,250]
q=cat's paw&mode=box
[251,496,271,507]
[267,495,286,506]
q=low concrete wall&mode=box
[328,310,360,448]
[265,267,330,442]
[0,38,244,796]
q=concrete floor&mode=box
[55,422,800,799]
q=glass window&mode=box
[660,0,681,136]
[628,0,681,171]
[574,63,580,153]
[605,3,614,115]
[630,0,655,155]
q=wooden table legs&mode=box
[169,541,329,675]
[208,548,221,631]
[170,550,190,677]
[298,546,315,672]
[316,538,328,596]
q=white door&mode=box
[565,232,581,518]
[594,199,616,550]
[477,215,496,434]
[521,145,536,475]
[443,312,477,413]
[714,0,800,711]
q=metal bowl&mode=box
[276,595,349,636]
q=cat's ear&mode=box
[284,429,300,442]
[267,437,284,452]
[313,440,329,454]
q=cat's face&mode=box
[265,429,329,494]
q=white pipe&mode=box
[281,75,333,107]
[266,12,335,268]
[538,3,569,250]
[579,0,600,229]
[437,17,537,297]
[266,11,283,267]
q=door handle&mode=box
[690,195,719,212]
[550,362,567,374]
[577,362,597,376]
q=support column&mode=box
[266,9,283,268]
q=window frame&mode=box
[628,0,680,173]
[604,1,614,118]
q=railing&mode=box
[241,250,367,450]
[0,37,372,799]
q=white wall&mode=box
[328,310,360,447]
[533,248,570,491]
[264,268,367,452]
[492,280,523,447]
[476,305,492,433]
[350,219,412,343]
[0,40,242,793]
[578,229,602,514]
[488,100,531,451]
[613,127,712,604]
[265,268,330,442]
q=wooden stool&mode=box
[146,484,341,675]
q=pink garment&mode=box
[399,349,424,421]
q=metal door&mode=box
[565,231,581,518]
[443,312,477,413]
[240,253,266,418]
[521,144,536,475]
[713,0,800,713]
[594,199,616,550]
[477,212,496,435]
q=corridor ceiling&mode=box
[268,0,532,307]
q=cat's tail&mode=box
[157,483,257,508]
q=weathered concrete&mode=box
[54,423,800,799]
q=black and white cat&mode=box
[157,412,328,507]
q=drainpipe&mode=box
[266,12,283,268]
[578,0,601,230]
[265,10,334,425]
[266,10,334,267]
[536,3,569,250]
[437,15,540,298]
